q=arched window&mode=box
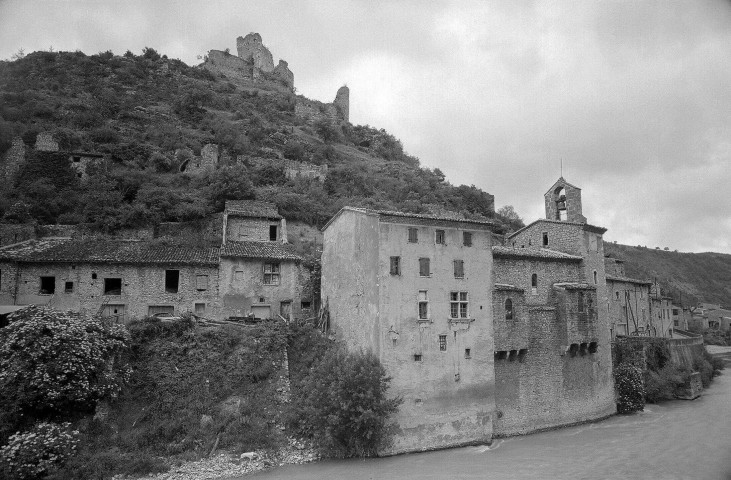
[593,270,598,284]
[505,298,513,320]
[531,273,538,295]
[578,291,585,313]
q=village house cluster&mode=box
[0,177,721,454]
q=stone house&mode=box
[320,177,616,454]
[0,201,308,322]
[321,207,498,454]
[604,256,653,337]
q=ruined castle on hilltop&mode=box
[204,33,349,124]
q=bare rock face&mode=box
[237,33,274,72]
[334,85,350,123]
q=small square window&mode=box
[408,228,418,243]
[463,232,472,247]
[464,348,471,359]
[390,256,401,276]
[104,278,122,295]
[64,281,74,293]
[435,230,445,245]
[40,276,55,295]
[439,335,447,351]
[413,354,422,362]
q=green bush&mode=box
[0,422,79,480]
[288,347,401,457]
[644,365,686,403]
[0,306,131,441]
[614,363,645,414]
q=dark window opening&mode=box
[419,258,430,277]
[301,300,312,309]
[269,225,278,241]
[418,290,428,320]
[463,232,472,247]
[64,281,74,293]
[435,229,445,245]
[495,351,508,360]
[453,259,464,278]
[593,270,598,284]
[505,298,513,320]
[542,232,549,246]
[165,270,179,293]
[390,256,401,275]
[518,348,528,362]
[508,350,518,361]
[408,227,418,243]
[104,278,122,295]
[40,276,55,295]
[414,354,422,362]
[569,343,579,357]
[91,272,97,280]
[588,342,598,354]
[531,273,538,294]
[72,156,81,163]
[578,291,585,313]
[439,335,447,351]
[464,348,471,358]
[579,343,588,355]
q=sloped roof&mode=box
[605,274,652,286]
[220,241,302,261]
[494,283,525,292]
[224,200,281,219]
[322,206,498,231]
[544,176,581,196]
[0,239,219,266]
[507,218,607,238]
[553,282,596,290]
[492,245,583,262]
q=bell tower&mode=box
[544,177,586,223]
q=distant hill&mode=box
[605,242,731,309]
[0,47,521,236]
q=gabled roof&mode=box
[220,241,302,262]
[553,282,596,290]
[544,176,581,196]
[494,283,525,292]
[507,218,607,239]
[492,245,583,262]
[224,200,281,219]
[0,239,220,266]
[605,275,652,286]
[322,206,499,231]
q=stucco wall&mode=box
[219,257,302,319]
[3,262,220,320]
[376,220,495,454]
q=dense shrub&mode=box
[643,365,686,403]
[0,422,79,480]
[614,363,645,414]
[288,346,401,457]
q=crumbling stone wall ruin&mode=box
[179,143,220,174]
[248,157,327,182]
[35,132,59,152]
[294,86,349,124]
[237,33,274,72]
[1,137,25,182]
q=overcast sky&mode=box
[1,0,729,253]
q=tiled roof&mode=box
[225,200,281,219]
[322,206,499,231]
[605,275,652,285]
[553,282,596,290]
[492,245,583,262]
[507,218,607,238]
[0,239,220,266]
[220,241,302,261]
[495,283,525,292]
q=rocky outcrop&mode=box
[273,60,294,90]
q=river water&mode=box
[250,348,731,480]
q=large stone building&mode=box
[0,201,309,322]
[321,177,616,454]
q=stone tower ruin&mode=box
[334,85,350,123]
[236,33,275,72]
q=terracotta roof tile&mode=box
[220,241,302,261]
[224,200,281,219]
[0,239,219,266]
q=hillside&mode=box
[0,46,519,236]
[605,243,731,308]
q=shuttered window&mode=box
[419,258,430,277]
[454,260,464,278]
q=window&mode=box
[418,290,428,320]
[390,256,401,276]
[165,270,179,293]
[301,300,312,309]
[464,348,471,359]
[269,225,278,241]
[280,301,292,318]
[195,303,206,315]
[578,291,585,313]
[104,278,122,295]
[419,258,430,277]
[542,232,549,246]
[450,291,468,319]
[235,270,244,281]
[72,156,81,163]
[593,270,598,284]
[148,305,174,316]
[505,298,513,320]
[91,272,97,280]
[463,232,472,247]
[616,291,620,300]
[408,228,418,243]
[413,354,422,362]
[263,263,280,285]
[435,229,445,245]
[453,260,464,278]
[531,274,538,295]
[439,335,447,351]
[64,281,74,293]
[40,276,55,295]
[196,275,209,291]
